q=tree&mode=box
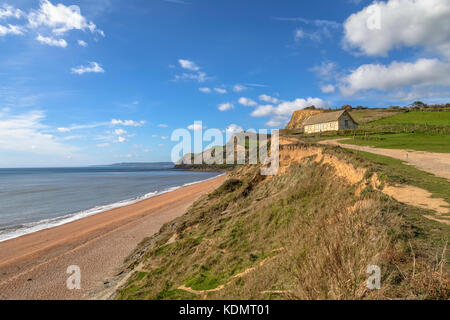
[410,101,427,108]
[341,104,352,110]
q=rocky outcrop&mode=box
[285,109,324,130]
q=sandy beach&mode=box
[0,174,227,300]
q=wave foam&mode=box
[0,173,225,243]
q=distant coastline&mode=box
[91,162,175,168]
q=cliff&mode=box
[113,138,449,300]
[285,109,324,130]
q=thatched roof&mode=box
[303,110,350,126]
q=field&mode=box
[297,110,450,153]
[366,111,450,126]
[340,133,450,153]
[349,109,402,123]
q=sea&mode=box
[0,163,222,242]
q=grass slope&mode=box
[299,111,450,153]
[117,145,449,300]
[349,109,402,124]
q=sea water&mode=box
[0,164,221,242]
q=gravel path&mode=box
[319,139,450,181]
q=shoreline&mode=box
[0,172,225,243]
[0,174,227,300]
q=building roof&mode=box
[303,110,348,126]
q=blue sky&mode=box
[0,0,449,167]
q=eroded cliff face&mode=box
[285,109,324,130]
[113,137,448,300]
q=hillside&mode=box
[113,140,449,300]
[349,109,402,124]
[340,111,450,153]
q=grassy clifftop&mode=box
[116,142,449,300]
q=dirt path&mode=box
[319,139,450,181]
[383,185,450,225]
[0,175,227,300]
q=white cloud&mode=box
[187,123,207,131]
[174,72,208,83]
[294,28,304,40]
[71,62,104,75]
[266,119,285,127]
[275,98,330,115]
[310,61,337,80]
[343,0,450,57]
[77,39,87,47]
[114,128,127,135]
[174,59,212,83]
[0,4,23,19]
[259,94,279,104]
[0,110,76,156]
[28,0,104,36]
[339,58,450,96]
[58,118,146,133]
[244,83,269,88]
[250,105,274,117]
[321,84,335,93]
[218,102,234,112]
[386,88,450,101]
[251,97,329,118]
[161,136,168,140]
[178,59,200,71]
[225,124,243,134]
[0,24,25,36]
[111,119,146,127]
[214,88,227,94]
[36,34,67,47]
[238,97,257,107]
[57,122,107,132]
[274,17,340,29]
[249,96,329,128]
[58,135,83,141]
[233,84,247,92]
[114,136,127,143]
[158,124,168,128]
[275,17,340,43]
[199,87,211,93]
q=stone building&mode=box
[303,110,358,134]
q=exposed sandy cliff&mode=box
[285,109,324,130]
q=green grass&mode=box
[185,273,222,291]
[349,109,402,123]
[367,111,450,126]
[339,133,450,153]
[297,110,450,152]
